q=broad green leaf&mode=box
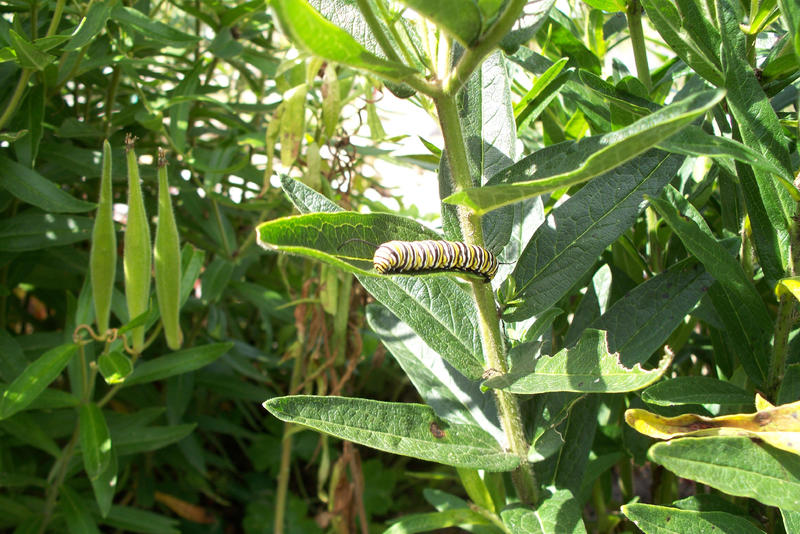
[0,212,93,251]
[398,0,481,46]
[779,0,800,57]
[60,485,101,534]
[445,90,724,214]
[502,150,683,321]
[589,258,714,366]
[280,173,341,213]
[623,503,765,533]
[124,343,233,386]
[0,343,77,420]
[501,488,587,533]
[783,509,800,533]
[0,156,96,213]
[582,0,624,11]
[641,0,723,85]
[382,509,489,534]
[90,447,117,517]
[718,0,794,282]
[97,351,133,385]
[366,304,504,445]
[628,398,800,455]
[8,30,55,70]
[110,5,200,47]
[551,395,599,492]
[79,403,112,480]
[264,396,520,471]
[256,210,485,378]
[65,0,117,51]
[270,0,418,81]
[642,377,752,406]
[100,505,179,534]
[485,329,671,394]
[649,436,800,511]
[649,186,772,385]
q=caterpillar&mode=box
[371,240,499,282]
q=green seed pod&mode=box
[123,134,151,352]
[154,148,182,350]
[90,140,116,335]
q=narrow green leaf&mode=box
[642,377,752,407]
[124,342,233,386]
[515,58,570,130]
[501,489,587,533]
[8,30,55,70]
[445,90,724,214]
[590,258,714,366]
[257,211,486,378]
[650,436,800,511]
[79,403,112,480]
[0,212,93,251]
[100,505,179,534]
[0,155,96,213]
[264,396,520,471]
[623,503,766,533]
[0,343,77,420]
[648,186,772,385]
[366,304,504,444]
[485,329,671,394]
[168,65,202,154]
[0,329,27,382]
[90,450,117,517]
[502,150,683,321]
[65,0,117,51]
[270,0,418,81]
[397,0,481,46]
[60,485,102,534]
[383,509,489,534]
[110,5,200,47]
[13,85,44,167]
[111,423,196,455]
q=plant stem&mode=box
[435,95,538,505]
[626,0,652,92]
[443,0,527,94]
[274,343,304,534]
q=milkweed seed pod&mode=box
[154,148,182,350]
[90,140,116,335]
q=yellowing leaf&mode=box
[625,397,800,455]
[776,276,800,302]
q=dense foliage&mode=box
[2,0,800,533]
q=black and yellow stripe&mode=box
[372,240,499,282]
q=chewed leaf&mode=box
[625,397,800,455]
[483,329,672,394]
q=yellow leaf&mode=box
[625,397,800,455]
[775,276,800,302]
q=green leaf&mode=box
[100,505,179,534]
[642,377,753,407]
[65,0,117,51]
[366,304,504,444]
[111,424,196,455]
[397,0,481,46]
[649,436,800,511]
[641,0,723,85]
[257,211,486,378]
[501,488,587,533]
[110,5,201,47]
[90,447,117,517]
[0,412,60,456]
[502,150,683,321]
[264,396,520,471]
[0,343,77,420]
[648,186,772,386]
[445,89,724,214]
[383,509,489,533]
[79,403,112,480]
[60,485,101,534]
[124,343,234,386]
[623,503,766,533]
[270,0,418,81]
[589,258,714,366]
[0,156,96,213]
[8,30,55,70]
[783,508,800,534]
[97,351,133,385]
[515,58,570,130]
[500,0,555,53]
[168,65,203,154]
[0,212,93,251]
[13,85,44,168]
[485,329,671,394]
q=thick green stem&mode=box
[435,95,538,505]
[443,0,527,94]
[626,0,652,91]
